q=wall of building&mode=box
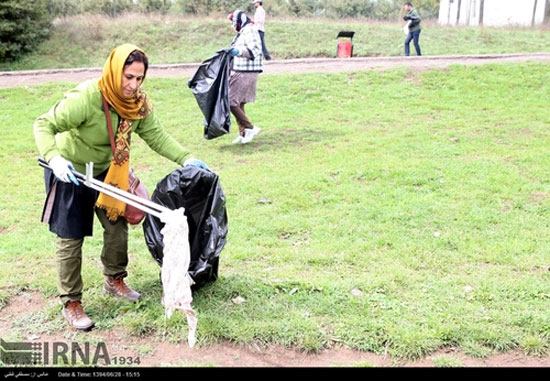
[439,0,547,27]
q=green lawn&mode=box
[1,13,550,71]
[1,62,550,360]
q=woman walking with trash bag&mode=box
[228,9,263,144]
[33,43,208,331]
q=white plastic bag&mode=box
[403,20,411,35]
[160,207,197,348]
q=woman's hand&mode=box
[184,158,210,171]
[49,155,79,185]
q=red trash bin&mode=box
[336,31,355,58]
[337,41,353,58]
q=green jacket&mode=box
[405,7,422,33]
[34,80,189,176]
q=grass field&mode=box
[1,13,550,71]
[1,62,550,360]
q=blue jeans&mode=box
[258,31,271,60]
[405,29,421,56]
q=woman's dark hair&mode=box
[124,50,149,74]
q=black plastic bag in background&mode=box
[187,49,233,140]
[143,166,228,289]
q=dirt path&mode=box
[2,53,550,88]
[2,291,550,368]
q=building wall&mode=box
[439,0,547,27]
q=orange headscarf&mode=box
[98,43,150,120]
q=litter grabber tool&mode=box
[39,157,168,218]
[37,157,198,347]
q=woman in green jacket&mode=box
[34,44,206,331]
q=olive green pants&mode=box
[56,208,128,305]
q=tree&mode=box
[141,0,172,14]
[531,0,538,27]
[479,0,485,25]
[329,0,373,18]
[413,0,440,19]
[456,0,462,25]
[98,0,133,17]
[287,0,302,16]
[0,0,52,61]
[46,0,82,17]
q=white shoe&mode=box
[232,135,243,144]
[241,126,261,144]
[250,126,261,137]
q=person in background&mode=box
[403,2,422,56]
[34,43,207,331]
[228,10,263,144]
[252,0,271,61]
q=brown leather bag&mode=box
[101,94,149,225]
[125,168,149,224]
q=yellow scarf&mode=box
[98,43,151,120]
[96,44,151,221]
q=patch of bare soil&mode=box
[1,292,549,367]
[2,53,550,88]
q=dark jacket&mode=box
[404,7,422,32]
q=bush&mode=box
[0,0,52,62]
[28,1,443,20]
[139,0,172,14]
[46,0,135,17]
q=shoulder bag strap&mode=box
[101,93,116,155]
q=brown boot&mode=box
[103,274,141,302]
[62,300,94,331]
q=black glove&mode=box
[404,16,410,21]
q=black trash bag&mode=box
[143,166,228,289]
[187,49,233,140]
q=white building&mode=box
[439,0,549,27]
